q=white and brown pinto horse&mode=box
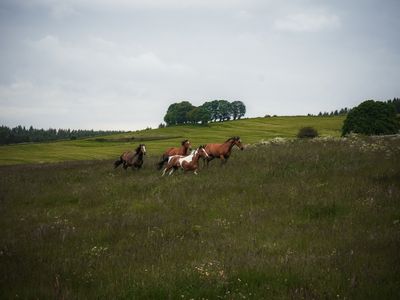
[204,136,244,166]
[157,139,192,170]
[162,145,209,176]
[114,144,146,170]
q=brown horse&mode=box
[162,145,209,176]
[204,136,244,166]
[114,144,146,170]
[157,139,192,170]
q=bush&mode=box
[342,100,399,136]
[297,127,319,138]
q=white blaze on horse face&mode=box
[202,148,209,158]
[142,145,146,154]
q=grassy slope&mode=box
[0,116,344,165]
[0,136,399,299]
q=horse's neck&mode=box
[181,145,189,155]
[192,152,202,164]
[179,151,195,164]
[223,140,235,152]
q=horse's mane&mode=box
[225,136,239,142]
[134,144,144,154]
[181,139,189,146]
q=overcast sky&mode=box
[0,0,399,130]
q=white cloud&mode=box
[0,35,195,129]
[13,0,257,13]
[29,35,192,81]
[274,12,341,32]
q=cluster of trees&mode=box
[0,125,125,145]
[163,100,246,126]
[342,99,399,136]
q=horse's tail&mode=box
[114,156,123,168]
[156,156,168,170]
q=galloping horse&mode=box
[157,139,192,170]
[114,144,146,170]
[204,136,244,166]
[162,145,209,176]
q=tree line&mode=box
[0,125,125,145]
[163,100,246,126]
[309,98,400,117]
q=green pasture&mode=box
[1,135,399,299]
[0,116,344,165]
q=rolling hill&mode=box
[0,116,344,165]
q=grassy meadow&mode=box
[0,116,344,165]
[0,132,399,299]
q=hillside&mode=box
[0,116,344,165]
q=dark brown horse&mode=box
[204,136,244,166]
[157,139,192,170]
[114,144,146,170]
[162,145,209,176]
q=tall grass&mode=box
[0,135,399,299]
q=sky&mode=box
[0,0,399,130]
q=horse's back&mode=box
[122,151,137,163]
[167,155,182,167]
[205,143,223,156]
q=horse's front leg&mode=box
[161,167,168,176]
[205,156,214,167]
[168,167,176,176]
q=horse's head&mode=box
[182,139,192,151]
[230,136,244,150]
[197,145,209,158]
[139,144,146,155]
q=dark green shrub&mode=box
[342,100,399,136]
[297,127,319,138]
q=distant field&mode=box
[0,116,344,165]
[1,135,399,299]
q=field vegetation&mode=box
[1,133,399,299]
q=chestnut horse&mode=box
[157,139,192,170]
[114,144,146,170]
[162,145,209,176]
[204,136,244,166]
